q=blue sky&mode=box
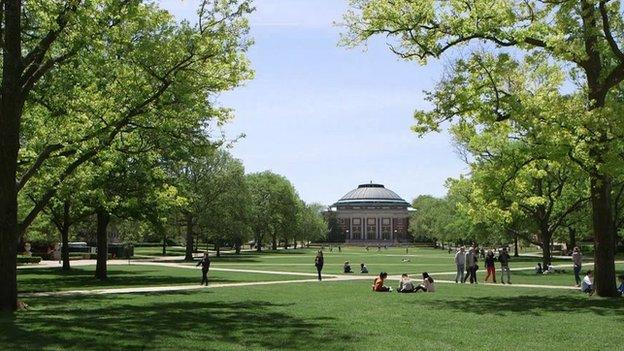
[158,0,467,205]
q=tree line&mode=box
[344,0,624,297]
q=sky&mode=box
[158,0,467,206]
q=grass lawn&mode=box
[17,265,312,293]
[1,280,622,351]
[172,247,591,277]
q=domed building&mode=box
[328,183,411,244]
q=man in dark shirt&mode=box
[498,247,511,284]
[196,251,211,286]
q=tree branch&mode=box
[16,143,64,192]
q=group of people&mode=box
[342,261,368,274]
[198,246,624,297]
[372,272,436,293]
[454,246,512,284]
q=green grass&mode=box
[2,280,622,350]
[171,246,581,276]
[17,265,312,293]
[6,247,623,350]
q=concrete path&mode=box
[19,278,327,298]
[18,269,578,298]
[19,256,610,298]
[17,259,336,278]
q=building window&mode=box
[366,218,377,240]
[352,225,362,240]
[381,218,391,240]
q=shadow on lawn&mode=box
[17,267,241,293]
[0,293,351,351]
[427,294,624,317]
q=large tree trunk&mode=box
[590,173,617,297]
[255,233,262,252]
[60,200,71,271]
[162,233,167,256]
[271,234,277,251]
[215,242,220,257]
[283,238,288,250]
[0,0,24,313]
[568,227,577,252]
[539,224,552,267]
[95,209,110,280]
[513,235,519,257]
[61,224,70,271]
[184,213,194,261]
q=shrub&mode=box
[16,256,42,264]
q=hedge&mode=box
[17,256,42,264]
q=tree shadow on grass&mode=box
[426,294,624,317]
[17,267,249,293]
[0,292,354,351]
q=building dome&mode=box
[333,183,409,207]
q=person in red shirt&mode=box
[372,272,391,292]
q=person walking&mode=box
[572,247,583,287]
[498,247,511,284]
[464,248,477,284]
[196,251,211,286]
[314,250,324,281]
[484,250,497,283]
[454,246,466,283]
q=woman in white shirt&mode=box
[414,272,436,292]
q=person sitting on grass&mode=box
[617,275,624,296]
[397,273,416,293]
[535,263,543,274]
[360,263,369,274]
[401,257,411,263]
[343,261,353,273]
[581,270,594,295]
[543,263,554,275]
[414,272,436,292]
[372,272,391,292]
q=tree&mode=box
[413,53,590,265]
[246,172,300,251]
[1,0,253,311]
[198,154,251,257]
[294,202,327,247]
[344,0,624,296]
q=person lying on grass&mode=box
[581,270,594,296]
[343,261,353,273]
[372,272,391,292]
[397,273,416,293]
[414,272,436,292]
[360,263,369,274]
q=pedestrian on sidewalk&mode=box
[572,247,583,287]
[315,250,324,281]
[464,248,478,284]
[484,250,497,283]
[196,251,211,286]
[454,246,466,283]
[498,247,511,284]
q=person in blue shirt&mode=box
[617,274,624,296]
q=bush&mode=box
[17,256,42,264]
